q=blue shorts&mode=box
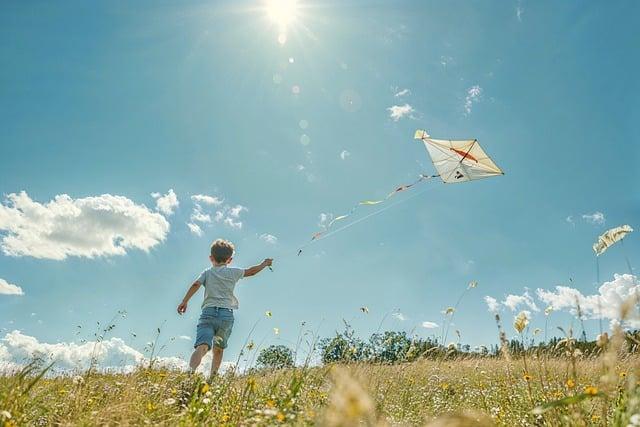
[194,307,234,350]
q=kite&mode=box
[414,130,504,183]
[305,129,504,243]
[592,225,633,256]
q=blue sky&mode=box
[1,0,638,369]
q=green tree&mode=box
[256,345,294,370]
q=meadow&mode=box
[1,326,639,427]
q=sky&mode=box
[1,0,638,372]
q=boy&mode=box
[177,238,272,379]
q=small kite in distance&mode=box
[593,225,633,256]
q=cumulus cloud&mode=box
[394,88,410,97]
[536,274,640,328]
[0,278,23,296]
[0,192,169,260]
[187,223,203,236]
[0,331,233,375]
[582,211,605,225]
[421,321,439,329]
[387,104,415,121]
[191,195,223,206]
[484,296,500,313]
[503,289,539,312]
[259,234,278,244]
[151,189,179,216]
[464,85,482,115]
[340,150,351,160]
[188,195,247,234]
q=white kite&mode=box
[593,225,634,256]
[414,130,504,183]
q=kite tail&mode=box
[308,174,439,242]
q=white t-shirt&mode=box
[196,265,244,310]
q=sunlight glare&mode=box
[265,0,298,29]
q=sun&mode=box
[265,0,298,30]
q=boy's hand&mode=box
[263,258,273,267]
[177,301,188,315]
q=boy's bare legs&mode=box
[209,347,224,379]
[189,344,209,372]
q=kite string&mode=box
[297,181,439,252]
[621,239,634,275]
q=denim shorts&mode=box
[194,306,234,350]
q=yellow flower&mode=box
[523,373,532,382]
[276,412,286,422]
[619,372,627,379]
[266,399,276,408]
[584,385,598,395]
[566,378,575,388]
[200,383,210,394]
[146,402,155,411]
[591,415,601,421]
[247,377,257,392]
[221,414,230,422]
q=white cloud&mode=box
[190,209,211,224]
[484,296,500,313]
[387,104,415,121]
[392,312,406,321]
[421,321,439,329]
[151,189,179,216]
[178,335,191,341]
[0,279,23,296]
[259,234,278,244]
[464,85,482,115]
[187,223,203,236]
[188,195,247,231]
[0,331,233,375]
[340,150,351,160]
[394,88,410,97]
[0,192,169,260]
[503,289,539,312]
[191,195,223,206]
[582,211,605,225]
[536,274,640,328]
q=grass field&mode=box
[1,335,639,426]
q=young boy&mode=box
[177,238,272,378]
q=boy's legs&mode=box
[189,344,209,372]
[210,347,224,378]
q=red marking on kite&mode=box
[450,148,478,162]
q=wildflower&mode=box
[221,414,230,422]
[276,412,286,422]
[359,306,369,314]
[566,378,575,388]
[200,383,210,394]
[445,307,455,315]
[591,415,600,422]
[523,373,532,382]
[265,311,272,317]
[620,372,628,379]
[596,332,609,347]
[584,385,598,395]
[0,411,11,420]
[72,375,84,386]
[513,311,529,333]
[266,399,276,408]
[273,327,279,335]
[163,398,176,406]
[146,402,155,411]
[202,398,211,404]
[468,280,478,289]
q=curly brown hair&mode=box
[210,239,235,263]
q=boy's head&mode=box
[210,239,235,265]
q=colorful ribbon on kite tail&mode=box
[308,174,437,243]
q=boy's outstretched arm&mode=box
[177,281,201,314]
[244,258,273,277]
